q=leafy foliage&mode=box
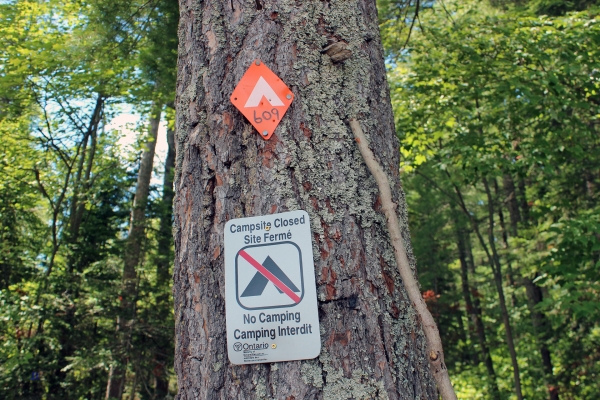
[0,0,177,398]
[3,0,599,398]
[381,0,600,397]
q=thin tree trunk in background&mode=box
[524,276,559,400]
[503,174,520,237]
[455,306,467,352]
[46,95,104,396]
[48,125,98,394]
[129,368,139,400]
[471,103,521,398]
[502,175,559,399]
[71,121,99,246]
[106,105,162,400]
[494,178,517,307]
[464,232,494,363]
[450,208,477,363]
[69,131,89,231]
[157,124,176,285]
[153,124,176,399]
[482,177,523,400]
[448,173,522,399]
[69,95,104,240]
[455,223,500,398]
[174,1,437,398]
[517,176,530,223]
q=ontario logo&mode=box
[233,342,269,352]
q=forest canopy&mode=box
[381,0,600,398]
[1,0,598,398]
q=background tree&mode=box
[380,0,600,398]
[0,0,179,398]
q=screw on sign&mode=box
[230,60,294,140]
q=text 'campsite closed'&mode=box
[225,210,321,364]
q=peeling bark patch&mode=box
[223,112,233,132]
[373,195,382,211]
[325,199,335,214]
[206,30,217,54]
[382,269,394,295]
[327,330,351,347]
[329,268,337,285]
[261,149,274,168]
[300,122,312,138]
[326,284,337,300]
[322,41,353,63]
[310,197,319,211]
[320,266,329,283]
[202,318,208,337]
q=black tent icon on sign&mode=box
[235,242,304,310]
[241,256,300,297]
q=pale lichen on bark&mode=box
[174,0,437,398]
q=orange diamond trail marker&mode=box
[230,60,294,140]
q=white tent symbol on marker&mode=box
[244,77,285,108]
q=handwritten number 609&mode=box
[254,109,280,124]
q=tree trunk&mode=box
[516,176,529,224]
[482,177,522,400]
[71,120,99,248]
[157,124,176,285]
[523,276,559,400]
[448,173,522,398]
[455,223,500,398]
[106,105,162,400]
[154,124,176,399]
[502,174,520,237]
[503,176,558,399]
[493,178,517,307]
[174,1,437,398]
[47,94,104,397]
[69,94,104,241]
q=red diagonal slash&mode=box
[238,249,301,303]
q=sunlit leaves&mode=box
[384,1,600,397]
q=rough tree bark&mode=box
[174,1,438,398]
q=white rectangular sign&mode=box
[225,210,321,364]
